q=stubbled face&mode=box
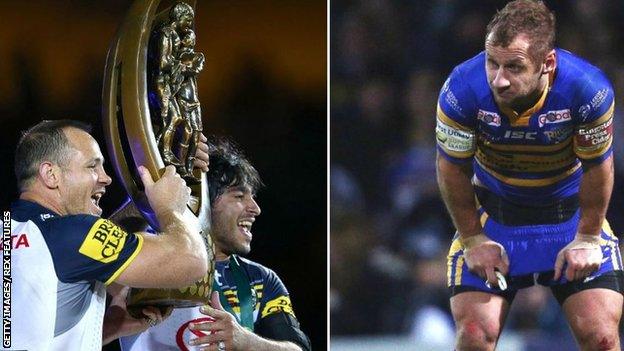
[211,185,261,260]
[485,33,544,110]
[57,128,112,216]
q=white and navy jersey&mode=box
[120,256,302,351]
[7,199,143,351]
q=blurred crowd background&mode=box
[0,1,326,349]
[331,0,624,349]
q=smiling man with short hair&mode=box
[9,119,210,351]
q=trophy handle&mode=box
[102,0,211,231]
[102,0,214,310]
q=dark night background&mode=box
[0,0,326,350]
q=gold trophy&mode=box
[101,0,214,315]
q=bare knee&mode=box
[455,319,500,351]
[576,327,619,351]
[571,314,619,350]
[451,292,507,351]
[563,289,623,351]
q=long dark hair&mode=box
[206,137,264,204]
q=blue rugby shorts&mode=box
[447,209,622,296]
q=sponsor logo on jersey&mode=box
[40,213,54,221]
[543,126,573,143]
[537,109,571,127]
[444,90,464,117]
[261,295,295,318]
[175,317,215,351]
[578,89,610,122]
[441,78,465,117]
[579,104,591,120]
[590,89,609,109]
[214,270,223,286]
[79,219,128,263]
[576,117,613,150]
[441,77,450,94]
[436,121,475,152]
[0,234,30,251]
[503,130,537,140]
[477,110,501,127]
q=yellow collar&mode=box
[499,73,552,127]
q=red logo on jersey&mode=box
[477,110,501,127]
[0,234,30,251]
[577,117,613,147]
[176,316,215,351]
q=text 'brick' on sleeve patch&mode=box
[79,218,128,263]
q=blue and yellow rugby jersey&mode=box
[436,49,614,204]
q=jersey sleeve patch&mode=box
[577,85,614,124]
[79,218,128,263]
[257,267,296,320]
[574,102,614,160]
[436,113,476,158]
[436,66,477,161]
[104,233,144,285]
[44,215,143,284]
[261,296,295,318]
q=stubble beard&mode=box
[212,220,252,258]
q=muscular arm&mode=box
[114,209,208,288]
[436,152,481,238]
[107,198,208,288]
[577,155,614,235]
[437,152,509,284]
[113,166,208,288]
[552,156,613,281]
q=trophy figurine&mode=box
[101,0,214,315]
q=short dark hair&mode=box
[206,137,263,205]
[14,119,92,191]
[486,0,556,65]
